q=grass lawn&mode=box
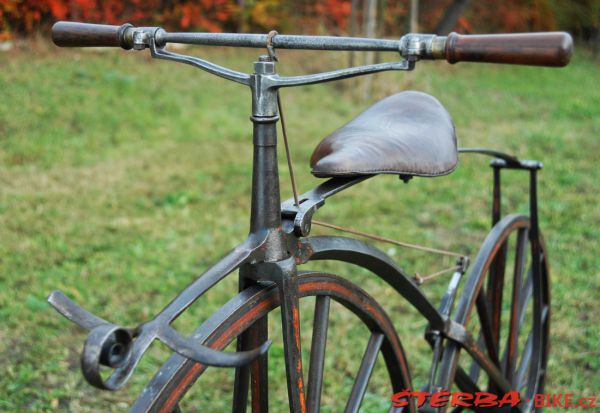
[0,40,598,412]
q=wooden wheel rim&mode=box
[132,272,415,413]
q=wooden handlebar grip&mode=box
[445,32,573,67]
[52,21,133,49]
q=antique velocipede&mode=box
[48,21,572,412]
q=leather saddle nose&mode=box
[310,91,458,178]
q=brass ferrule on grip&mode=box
[430,36,447,59]
[399,34,447,61]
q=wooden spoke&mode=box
[487,241,507,349]
[307,296,331,413]
[476,291,500,366]
[455,366,483,393]
[232,333,250,413]
[451,369,499,413]
[515,333,533,390]
[505,228,528,384]
[344,333,384,413]
[500,267,533,383]
[232,316,268,413]
[451,369,491,413]
[467,334,485,384]
[501,267,533,364]
[517,269,533,333]
[250,317,269,412]
[233,276,269,413]
[468,354,482,384]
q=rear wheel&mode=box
[132,272,415,413]
[434,214,550,412]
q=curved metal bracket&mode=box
[148,35,251,86]
[273,60,413,88]
[459,148,543,170]
[281,176,370,236]
[459,147,521,164]
[47,232,272,390]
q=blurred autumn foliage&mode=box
[0,0,598,42]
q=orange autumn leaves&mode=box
[0,0,567,41]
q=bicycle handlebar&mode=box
[52,21,573,67]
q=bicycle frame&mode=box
[49,28,418,388]
[46,23,562,413]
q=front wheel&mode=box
[132,272,416,413]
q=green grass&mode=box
[0,41,598,412]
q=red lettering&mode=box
[450,392,474,407]
[580,397,597,409]
[498,391,521,407]
[394,391,597,410]
[412,391,431,407]
[534,394,546,408]
[564,394,573,408]
[550,393,565,407]
[391,390,411,407]
[475,392,498,408]
[430,390,450,408]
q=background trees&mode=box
[1,0,598,48]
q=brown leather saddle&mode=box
[310,91,457,178]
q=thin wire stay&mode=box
[312,220,464,258]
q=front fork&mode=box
[235,257,307,413]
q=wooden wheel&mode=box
[132,272,416,413]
